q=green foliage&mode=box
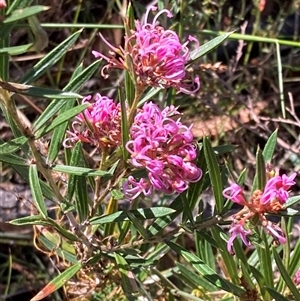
[1,1,300,301]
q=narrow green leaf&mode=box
[30,262,81,301]
[166,241,244,296]
[189,31,234,64]
[75,175,88,223]
[90,207,176,224]
[0,136,28,154]
[6,0,35,15]
[47,98,76,163]
[4,6,50,23]
[257,231,273,287]
[288,238,300,276]
[35,104,89,138]
[120,89,130,162]
[266,288,290,301]
[47,62,100,163]
[33,59,101,131]
[114,253,139,297]
[203,137,223,213]
[253,147,266,191]
[66,142,82,201]
[4,84,82,99]
[185,146,207,223]
[0,153,27,166]
[147,194,183,237]
[39,235,77,264]
[284,195,300,208]
[9,215,50,226]
[175,263,217,292]
[0,44,33,55]
[273,248,300,299]
[29,165,48,218]
[124,209,149,239]
[262,129,278,161]
[20,30,82,84]
[210,226,239,284]
[52,164,113,176]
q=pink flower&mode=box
[123,176,153,200]
[92,6,200,94]
[123,102,201,199]
[222,183,247,205]
[260,173,297,205]
[293,268,300,285]
[0,0,6,9]
[264,221,286,244]
[227,223,252,254]
[63,94,123,149]
[223,171,297,255]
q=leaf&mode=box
[20,30,82,84]
[166,241,245,296]
[90,207,176,224]
[33,59,101,132]
[47,62,101,163]
[52,164,113,176]
[114,253,139,297]
[0,44,33,55]
[266,288,290,301]
[189,31,234,65]
[30,262,81,301]
[9,215,51,226]
[124,209,149,239]
[262,129,278,161]
[273,248,300,300]
[29,165,48,218]
[0,136,28,154]
[7,0,36,15]
[284,195,300,208]
[253,146,266,192]
[175,263,217,292]
[38,235,77,264]
[74,172,89,223]
[35,104,89,138]
[4,6,50,23]
[0,81,82,99]
[203,137,223,214]
[0,153,27,166]
[66,142,82,201]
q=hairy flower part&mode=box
[63,94,122,149]
[293,268,300,285]
[92,6,200,94]
[224,172,297,254]
[123,102,202,199]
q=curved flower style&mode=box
[92,6,200,94]
[123,102,202,200]
[223,172,297,254]
[63,94,122,150]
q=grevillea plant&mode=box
[0,2,300,301]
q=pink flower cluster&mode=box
[63,94,122,150]
[223,172,297,254]
[123,102,202,199]
[92,6,200,94]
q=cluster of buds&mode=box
[63,93,123,150]
[223,172,297,254]
[123,102,202,199]
[92,6,200,94]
